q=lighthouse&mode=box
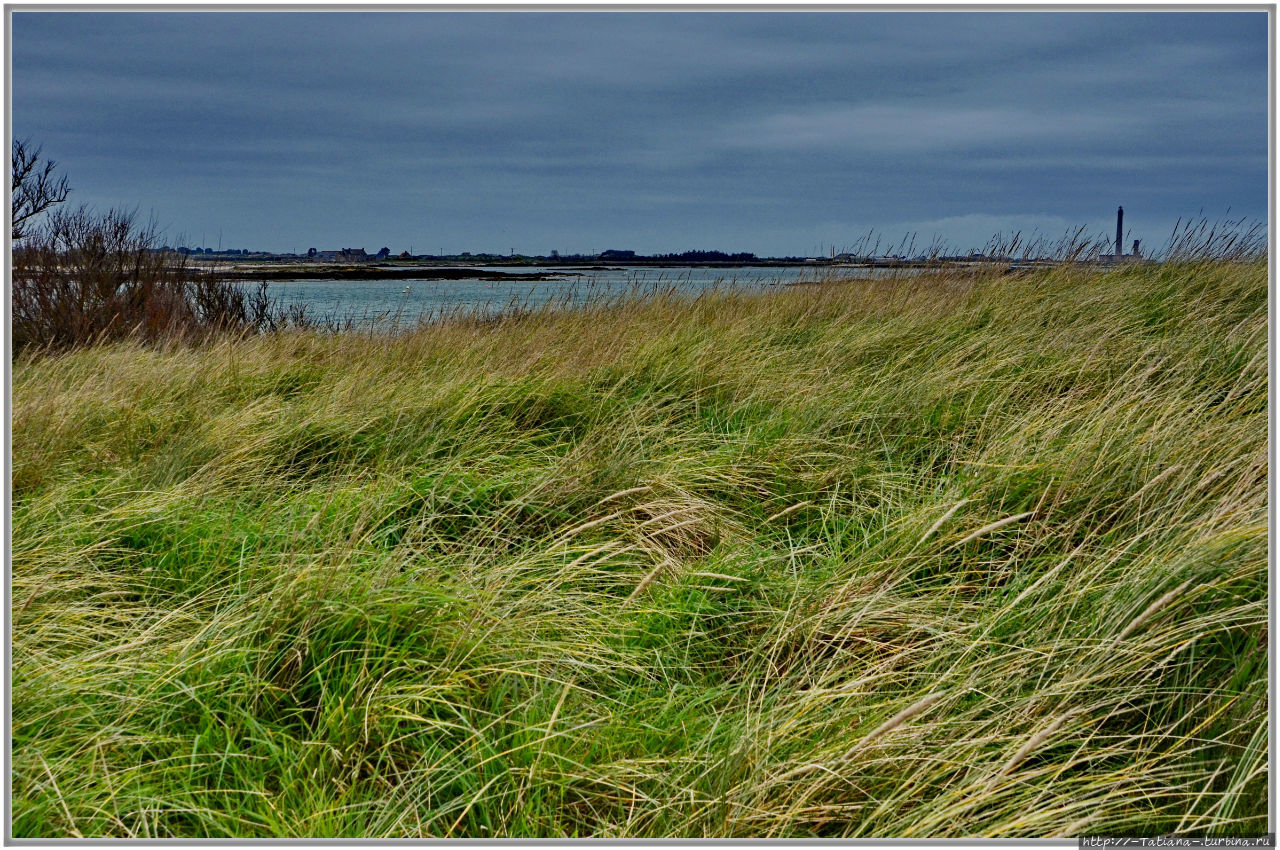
[1103,207,1137,263]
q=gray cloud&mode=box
[11,11,1267,256]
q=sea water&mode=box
[256,265,884,328]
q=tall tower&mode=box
[1116,206,1124,257]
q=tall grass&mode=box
[11,257,1267,837]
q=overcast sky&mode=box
[11,11,1268,256]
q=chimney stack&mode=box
[1116,206,1124,257]
[1132,239,1140,257]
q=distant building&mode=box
[316,248,370,262]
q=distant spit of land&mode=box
[203,255,1048,282]
[213,265,572,282]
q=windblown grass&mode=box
[11,258,1267,837]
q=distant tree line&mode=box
[658,250,758,262]
[169,247,257,255]
[597,249,759,262]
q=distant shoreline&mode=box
[212,266,574,282]
[206,258,1031,282]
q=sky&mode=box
[10,11,1269,257]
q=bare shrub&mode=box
[12,206,302,351]
[11,139,70,242]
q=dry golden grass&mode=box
[12,258,1267,837]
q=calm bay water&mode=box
[259,265,858,327]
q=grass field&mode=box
[10,259,1268,838]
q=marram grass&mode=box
[11,260,1267,837]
